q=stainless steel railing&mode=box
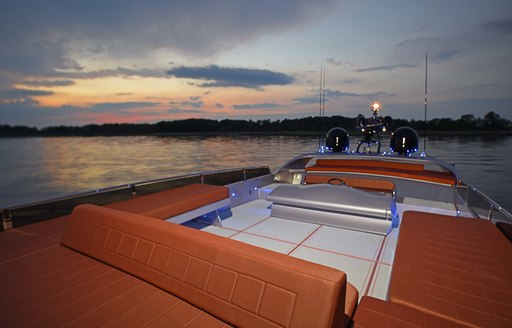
[456,182,512,224]
[1,166,271,231]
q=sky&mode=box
[1,0,511,128]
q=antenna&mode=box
[317,66,327,151]
[322,66,326,117]
[319,65,323,118]
[424,52,428,153]
[318,66,324,150]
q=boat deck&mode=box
[2,176,512,327]
[201,198,396,300]
[195,182,463,301]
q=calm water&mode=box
[1,135,511,212]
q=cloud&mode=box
[166,65,294,89]
[342,78,360,85]
[169,100,203,109]
[167,108,206,114]
[168,96,204,108]
[0,88,53,100]
[0,0,337,82]
[2,97,40,106]
[88,101,159,112]
[430,50,460,63]
[325,90,394,98]
[480,17,512,35]
[294,96,323,105]
[355,63,417,73]
[22,79,75,87]
[233,103,279,110]
[115,92,133,96]
[0,37,82,77]
[215,103,224,109]
[395,37,462,64]
[386,97,512,121]
[326,58,349,66]
[0,99,163,127]
[56,67,165,79]
[294,89,393,104]
[392,17,512,67]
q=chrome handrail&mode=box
[1,166,271,231]
[457,181,512,223]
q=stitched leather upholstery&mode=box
[62,204,351,328]
[389,211,512,327]
[106,183,229,219]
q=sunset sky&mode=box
[1,0,511,128]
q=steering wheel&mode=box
[327,177,346,186]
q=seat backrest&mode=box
[61,204,348,328]
[304,174,396,194]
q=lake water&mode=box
[1,135,511,212]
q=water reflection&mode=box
[1,135,511,212]
[424,136,512,210]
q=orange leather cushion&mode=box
[313,159,425,172]
[62,204,349,328]
[0,217,228,327]
[353,296,468,327]
[304,175,395,193]
[306,159,456,185]
[345,282,359,326]
[389,211,512,327]
[106,183,229,219]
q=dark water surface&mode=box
[1,135,511,212]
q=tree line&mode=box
[1,111,510,137]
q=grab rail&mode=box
[1,166,271,231]
[456,182,512,224]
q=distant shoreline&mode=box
[153,130,512,137]
[2,130,512,138]
[2,113,510,137]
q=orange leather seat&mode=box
[306,159,456,185]
[0,216,229,327]
[304,174,395,194]
[345,283,359,325]
[353,296,468,327]
[62,204,355,327]
[106,183,229,219]
[389,211,512,327]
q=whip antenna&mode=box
[322,66,326,117]
[424,52,428,153]
[318,66,324,150]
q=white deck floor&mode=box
[198,183,462,301]
[199,198,395,301]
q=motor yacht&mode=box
[1,104,511,327]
